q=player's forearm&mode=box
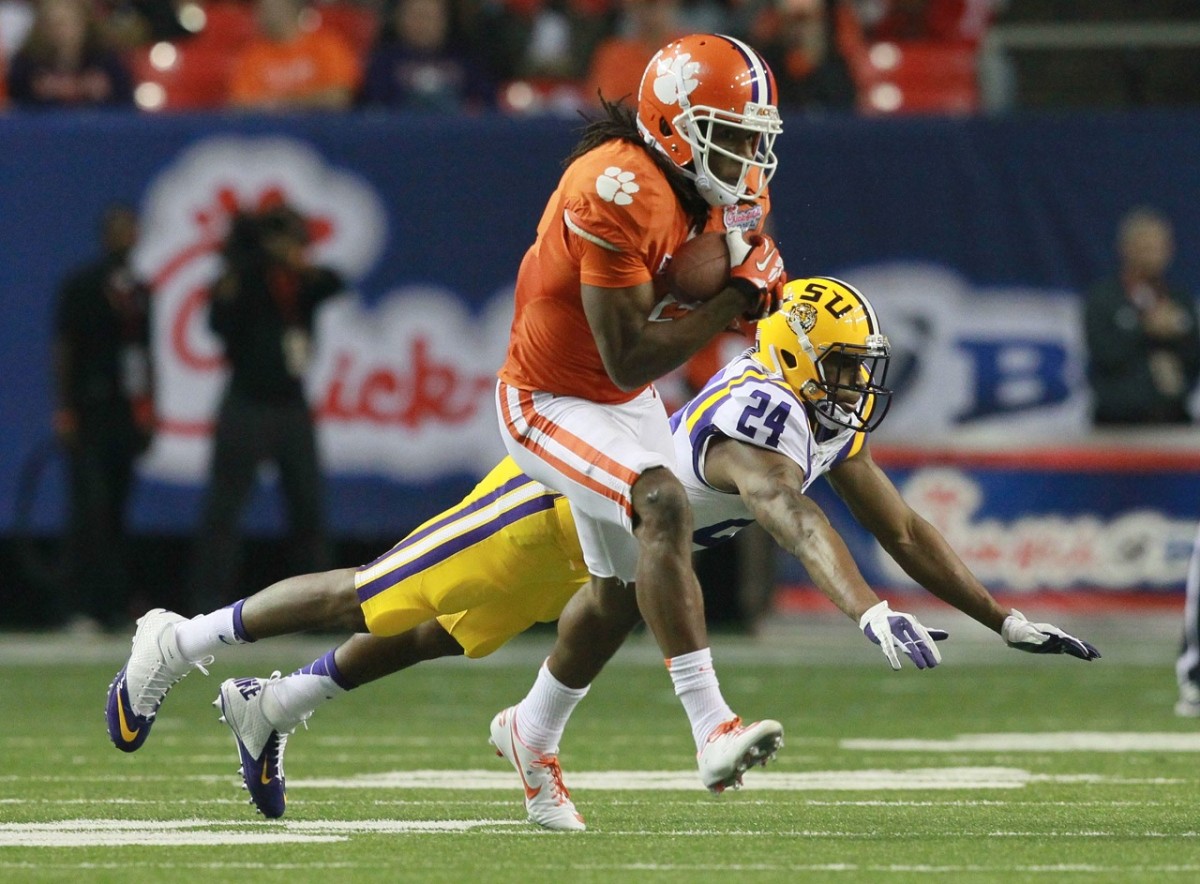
[753,489,878,621]
[884,518,1007,632]
[608,289,752,388]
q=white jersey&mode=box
[668,352,865,549]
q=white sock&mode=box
[174,607,243,663]
[261,672,346,733]
[667,648,734,753]
[514,660,590,753]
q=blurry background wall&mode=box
[2,0,1200,627]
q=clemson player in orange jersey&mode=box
[493,33,788,829]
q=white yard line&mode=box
[0,765,1184,792]
[0,818,526,847]
[842,732,1200,752]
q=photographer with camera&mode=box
[186,204,344,613]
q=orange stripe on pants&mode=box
[499,383,637,520]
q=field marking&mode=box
[1,833,348,847]
[570,864,1200,874]
[292,766,1183,791]
[0,797,1171,807]
[842,732,1200,752]
[0,863,374,871]
[6,860,1200,875]
[0,767,1182,794]
[4,819,1198,850]
[0,819,525,848]
[504,825,1200,834]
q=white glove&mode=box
[1001,609,1101,660]
[858,600,948,671]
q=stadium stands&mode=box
[859,39,980,115]
[128,39,238,111]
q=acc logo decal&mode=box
[653,52,700,105]
[596,166,639,206]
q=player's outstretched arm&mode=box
[704,437,945,670]
[827,444,1101,661]
[827,444,1009,630]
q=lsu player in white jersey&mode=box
[105,277,1099,828]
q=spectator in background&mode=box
[7,0,133,108]
[228,0,360,111]
[856,0,997,46]
[755,0,857,111]
[359,0,493,112]
[481,0,611,87]
[53,203,154,632]
[1,0,36,101]
[103,0,199,49]
[1176,522,1200,717]
[187,204,343,613]
[1083,207,1200,427]
[584,0,681,106]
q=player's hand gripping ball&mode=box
[659,231,731,304]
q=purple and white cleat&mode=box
[106,608,209,752]
[215,674,289,819]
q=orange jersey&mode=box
[499,139,770,404]
[229,30,360,105]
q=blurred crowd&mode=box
[0,0,1006,115]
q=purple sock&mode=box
[294,648,356,690]
[230,599,255,643]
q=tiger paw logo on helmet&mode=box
[653,53,700,105]
[596,167,639,205]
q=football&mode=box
[660,231,731,304]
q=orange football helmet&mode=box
[637,33,782,208]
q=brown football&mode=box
[660,231,731,304]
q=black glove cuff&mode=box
[727,276,762,303]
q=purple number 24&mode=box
[736,390,790,448]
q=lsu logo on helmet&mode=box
[754,277,893,433]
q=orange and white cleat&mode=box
[489,706,585,831]
[697,716,783,793]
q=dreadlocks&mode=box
[564,97,710,234]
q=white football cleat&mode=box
[1175,682,1200,718]
[106,608,209,752]
[697,716,784,793]
[489,706,585,832]
[215,674,290,819]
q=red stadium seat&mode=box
[127,40,236,111]
[311,2,380,56]
[496,78,589,116]
[198,1,257,52]
[859,40,979,115]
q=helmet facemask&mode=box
[800,338,893,433]
[754,277,894,434]
[677,107,780,207]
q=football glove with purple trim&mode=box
[1001,609,1101,660]
[859,600,949,671]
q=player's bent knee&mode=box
[590,577,641,627]
[632,467,690,535]
[327,568,367,630]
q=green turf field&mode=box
[2,610,1199,883]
